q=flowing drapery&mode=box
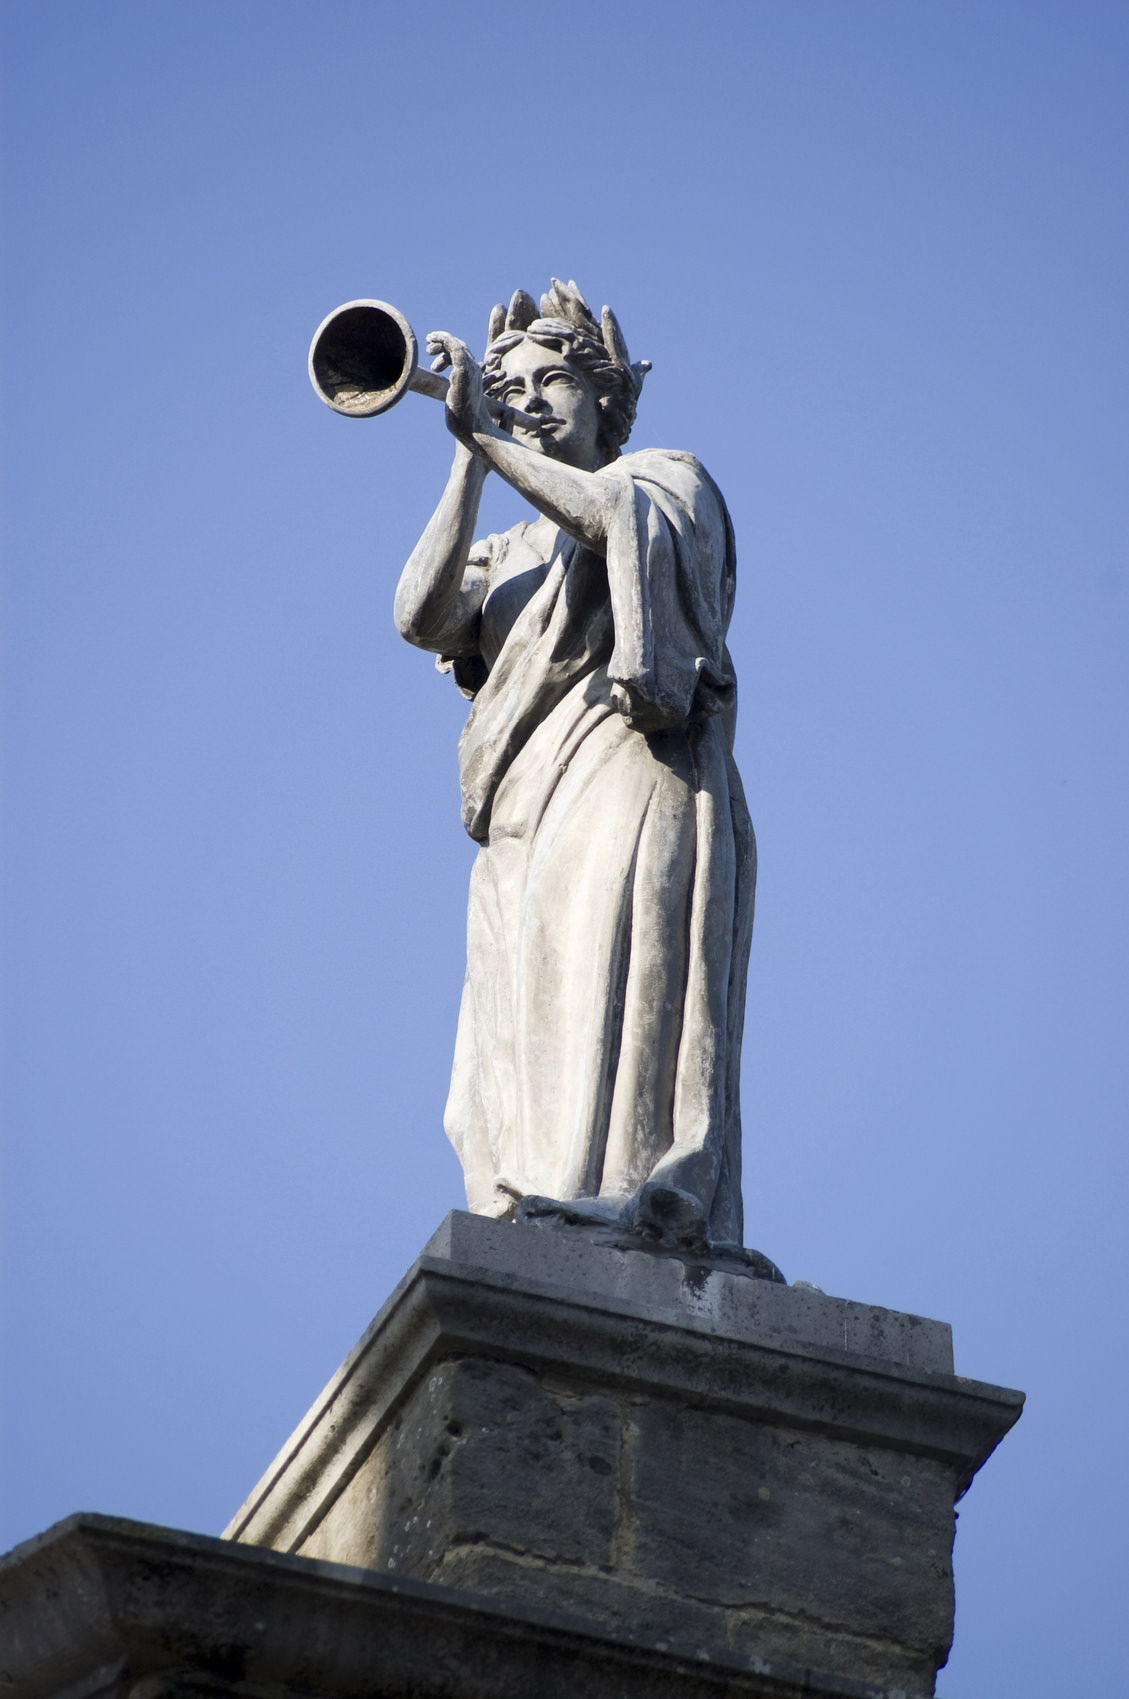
[443,450,754,1244]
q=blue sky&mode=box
[2,3,1127,1693]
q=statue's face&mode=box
[495,339,602,470]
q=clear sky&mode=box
[2,3,1126,1693]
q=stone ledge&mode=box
[225,1214,1023,1557]
[0,1515,930,1699]
[429,1213,956,1373]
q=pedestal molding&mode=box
[226,1249,1023,1555]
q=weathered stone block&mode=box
[225,1213,1023,1696]
[302,1359,621,1574]
[429,1543,738,1654]
[626,1402,954,1685]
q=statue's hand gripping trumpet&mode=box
[311,280,764,1263]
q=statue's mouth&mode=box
[514,412,559,433]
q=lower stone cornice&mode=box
[0,1515,935,1699]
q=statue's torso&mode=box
[477,519,572,670]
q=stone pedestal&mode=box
[225,1213,1023,1697]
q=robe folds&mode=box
[443,449,755,1245]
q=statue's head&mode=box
[482,280,650,469]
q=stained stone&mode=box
[302,1359,622,1576]
[225,1213,1023,1695]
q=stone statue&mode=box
[394,280,755,1255]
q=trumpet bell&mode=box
[308,299,418,417]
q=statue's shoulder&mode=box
[615,448,730,520]
[617,446,707,477]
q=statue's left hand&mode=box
[426,332,490,445]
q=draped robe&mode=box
[441,449,754,1245]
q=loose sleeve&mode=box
[603,451,737,732]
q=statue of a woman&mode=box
[395,281,755,1253]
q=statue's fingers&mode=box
[436,334,473,371]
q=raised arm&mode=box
[393,442,489,655]
[467,426,618,549]
[426,332,620,552]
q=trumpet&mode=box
[308,298,529,425]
